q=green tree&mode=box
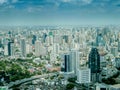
[66,83,75,90]
[68,76,77,83]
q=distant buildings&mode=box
[111,47,118,57]
[115,57,120,69]
[32,35,36,45]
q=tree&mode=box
[68,76,77,83]
[66,83,75,90]
[102,78,116,85]
[27,53,33,57]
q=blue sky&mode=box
[0,0,120,26]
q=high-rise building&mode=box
[32,35,36,45]
[115,57,120,69]
[8,42,14,56]
[10,43,14,57]
[70,49,80,75]
[61,54,73,72]
[111,47,118,57]
[63,35,68,43]
[42,33,47,43]
[35,40,40,57]
[4,44,8,56]
[20,38,26,57]
[96,30,105,47]
[64,54,70,72]
[118,40,120,52]
[88,48,100,83]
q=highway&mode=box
[8,73,56,89]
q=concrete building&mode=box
[70,49,80,75]
[20,38,26,57]
[110,84,120,90]
[35,40,41,57]
[77,68,91,83]
[111,47,118,57]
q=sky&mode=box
[0,0,120,26]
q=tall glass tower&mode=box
[88,48,100,82]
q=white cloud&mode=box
[60,0,93,5]
[82,0,93,4]
[0,0,7,4]
[27,6,42,13]
[12,0,18,3]
[62,0,72,3]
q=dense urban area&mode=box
[0,25,120,90]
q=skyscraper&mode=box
[118,40,120,52]
[64,54,71,72]
[70,49,80,75]
[8,41,14,56]
[35,40,40,57]
[88,48,100,83]
[96,30,105,47]
[32,35,37,45]
[20,38,26,57]
[61,54,73,73]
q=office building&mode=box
[32,35,36,45]
[20,38,26,57]
[70,49,80,75]
[8,42,14,56]
[77,68,91,83]
[35,40,41,57]
[118,41,120,52]
[88,48,100,83]
[111,47,118,57]
[61,54,73,72]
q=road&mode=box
[8,73,56,89]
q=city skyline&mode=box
[0,0,120,26]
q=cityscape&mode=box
[0,0,120,90]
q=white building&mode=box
[77,68,91,83]
[4,44,8,56]
[10,43,14,57]
[26,44,32,54]
[96,83,109,90]
[70,49,80,75]
[110,84,120,90]
[35,40,41,57]
[20,38,26,57]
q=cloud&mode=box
[12,0,18,3]
[82,0,92,4]
[27,6,43,13]
[60,0,93,4]
[0,0,7,4]
[61,0,72,3]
